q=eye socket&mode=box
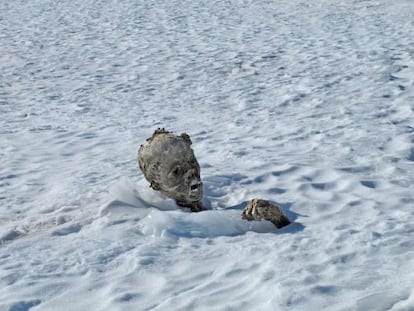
[171,166,181,176]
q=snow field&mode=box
[1,0,414,310]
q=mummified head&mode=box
[138,128,203,205]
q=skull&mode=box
[138,128,203,210]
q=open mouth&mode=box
[188,182,202,201]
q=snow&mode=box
[1,0,414,310]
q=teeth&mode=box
[189,188,202,199]
[190,181,202,191]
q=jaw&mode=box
[163,185,201,202]
[169,181,203,202]
[174,191,202,205]
[175,200,205,212]
[188,183,203,202]
[172,185,203,206]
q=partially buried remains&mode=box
[138,128,290,228]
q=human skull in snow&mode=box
[138,128,204,212]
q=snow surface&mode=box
[1,0,414,310]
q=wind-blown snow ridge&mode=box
[1,0,414,310]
